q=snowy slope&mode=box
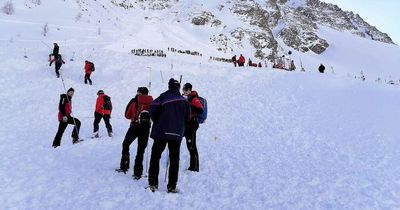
[1,1,400,209]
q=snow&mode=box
[1,0,400,209]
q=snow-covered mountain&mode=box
[1,0,400,209]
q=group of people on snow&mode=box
[51,57,206,193]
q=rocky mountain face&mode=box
[108,0,394,59]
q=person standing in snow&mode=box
[48,43,59,62]
[52,88,81,148]
[49,54,65,78]
[232,55,237,67]
[116,87,153,179]
[84,60,94,85]
[93,90,113,138]
[147,78,190,193]
[182,83,203,172]
[318,64,325,73]
[238,54,245,67]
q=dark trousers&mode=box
[185,121,199,171]
[120,123,150,176]
[53,116,81,147]
[55,63,61,76]
[148,139,181,189]
[84,73,92,85]
[93,112,112,133]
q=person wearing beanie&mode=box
[116,87,153,178]
[52,87,82,147]
[147,78,190,193]
[92,90,113,138]
[182,82,204,172]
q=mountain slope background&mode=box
[1,0,400,209]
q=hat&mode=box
[183,83,192,91]
[168,78,180,90]
[137,87,149,95]
[67,87,74,93]
[97,90,104,95]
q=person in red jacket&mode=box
[52,88,81,148]
[238,54,245,67]
[84,60,93,85]
[182,83,204,172]
[116,87,153,179]
[92,90,113,138]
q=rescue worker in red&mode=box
[84,60,93,85]
[238,54,245,67]
[116,87,153,179]
[52,88,81,148]
[182,83,204,172]
[93,90,113,138]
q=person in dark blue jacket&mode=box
[147,78,190,193]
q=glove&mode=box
[49,63,51,66]
[62,116,68,122]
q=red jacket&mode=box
[95,94,112,115]
[58,94,72,121]
[125,95,153,122]
[85,62,92,74]
[238,55,245,64]
[187,91,203,119]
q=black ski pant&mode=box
[53,116,81,147]
[55,63,62,76]
[84,73,92,85]
[148,139,181,189]
[185,120,199,171]
[93,112,112,134]
[120,122,150,177]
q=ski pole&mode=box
[164,150,169,183]
[160,70,164,83]
[40,40,52,50]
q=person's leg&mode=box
[167,140,181,190]
[119,125,138,171]
[52,121,68,147]
[93,112,102,134]
[148,139,167,187]
[133,126,150,178]
[103,114,113,135]
[69,116,81,140]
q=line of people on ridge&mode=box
[231,54,263,68]
[52,78,207,193]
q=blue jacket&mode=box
[150,88,190,141]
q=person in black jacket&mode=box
[147,78,190,193]
[49,54,65,78]
[318,64,325,73]
[53,43,59,58]
[52,88,81,148]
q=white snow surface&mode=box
[1,1,400,209]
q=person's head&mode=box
[168,78,180,90]
[54,43,58,46]
[137,87,149,95]
[67,87,74,97]
[182,83,192,96]
[97,90,104,95]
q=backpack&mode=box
[197,96,207,124]
[135,100,151,124]
[90,62,95,71]
[102,95,112,111]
